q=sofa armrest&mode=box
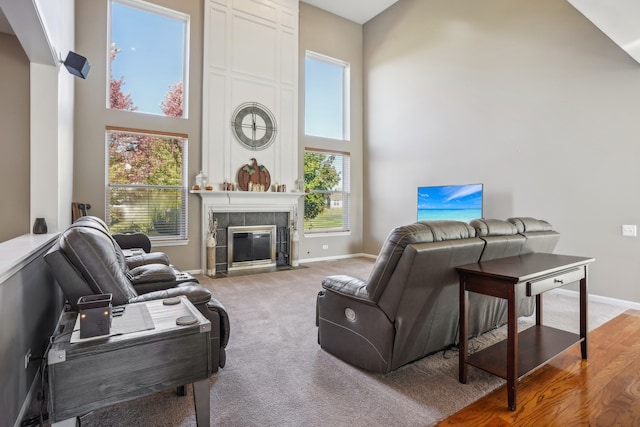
[321,275,374,304]
[126,252,170,269]
[113,232,151,253]
[127,264,176,285]
[128,282,211,306]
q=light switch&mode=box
[622,225,637,237]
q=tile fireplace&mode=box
[194,191,303,274]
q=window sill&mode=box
[150,239,189,248]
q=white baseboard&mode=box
[300,253,376,264]
[187,253,377,275]
[551,288,640,310]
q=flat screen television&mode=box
[417,183,483,223]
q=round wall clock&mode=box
[231,102,277,150]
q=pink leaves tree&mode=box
[109,43,137,111]
[161,82,183,118]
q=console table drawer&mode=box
[527,267,585,296]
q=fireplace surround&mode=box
[195,191,303,275]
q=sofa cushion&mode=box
[508,217,553,233]
[365,221,475,302]
[128,264,176,284]
[113,232,152,253]
[128,282,211,306]
[45,242,97,310]
[59,226,137,305]
[470,218,518,237]
[125,252,170,269]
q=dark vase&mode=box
[33,218,48,234]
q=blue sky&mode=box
[110,2,185,115]
[304,56,344,139]
[417,184,483,210]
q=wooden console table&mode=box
[457,253,594,411]
[48,297,212,426]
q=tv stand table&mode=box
[47,297,212,426]
[456,253,594,411]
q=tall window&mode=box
[109,0,189,117]
[304,52,350,140]
[303,149,350,233]
[106,128,188,241]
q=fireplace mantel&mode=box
[192,190,303,210]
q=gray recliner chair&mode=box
[45,216,229,374]
[317,221,486,374]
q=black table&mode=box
[457,253,594,410]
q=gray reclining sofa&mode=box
[316,217,559,374]
[45,216,229,374]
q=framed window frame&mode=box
[304,51,351,141]
[105,126,189,243]
[303,148,351,235]
[107,0,191,118]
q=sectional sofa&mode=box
[316,217,559,374]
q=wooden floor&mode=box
[437,309,640,426]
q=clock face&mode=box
[231,102,277,150]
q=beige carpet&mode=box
[80,257,627,427]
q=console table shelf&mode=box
[457,253,594,411]
[467,325,583,379]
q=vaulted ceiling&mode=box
[1,1,638,64]
[302,0,399,24]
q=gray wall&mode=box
[363,0,640,302]
[0,241,64,427]
[73,0,203,270]
[298,3,364,259]
[0,33,30,242]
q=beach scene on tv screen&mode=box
[417,184,483,223]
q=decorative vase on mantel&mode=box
[207,233,217,277]
[33,218,48,234]
[207,214,218,277]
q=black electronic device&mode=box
[78,294,112,338]
[63,51,91,79]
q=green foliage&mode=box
[108,132,183,186]
[153,208,180,235]
[305,207,343,231]
[303,152,341,221]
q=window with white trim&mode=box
[304,51,350,141]
[303,149,350,233]
[109,0,189,118]
[106,127,188,241]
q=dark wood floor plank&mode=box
[437,310,640,426]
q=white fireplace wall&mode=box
[202,0,299,190]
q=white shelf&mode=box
[192,190,303,207]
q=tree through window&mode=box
[303,149,350,233]
[106,127,188,240]
[109,0,189,117]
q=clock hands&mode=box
[251,109,257,141]
[231,102,277,150]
